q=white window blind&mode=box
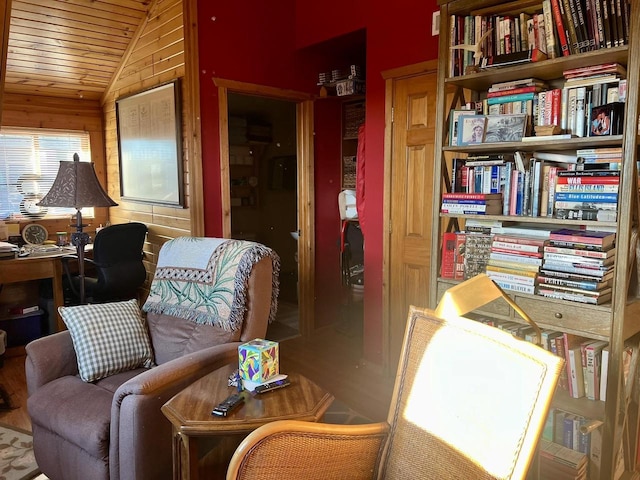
[0,128,93,219]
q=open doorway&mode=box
[227,93,300,340]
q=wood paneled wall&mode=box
[102,0,191,287]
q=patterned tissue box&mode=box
[238,338,279,383]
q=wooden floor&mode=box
[0,322,395,433]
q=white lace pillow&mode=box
[60,299,154,382]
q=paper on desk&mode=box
[0,241,18,252]
[242,374,288,392]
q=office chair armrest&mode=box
[25,331,79,395]
[227,420,390,480]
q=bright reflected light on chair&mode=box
[402,324,547,478]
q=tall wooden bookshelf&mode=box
[430,1,640,479]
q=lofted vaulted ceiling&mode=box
[5,0,154,102]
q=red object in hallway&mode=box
[356,123,366,233]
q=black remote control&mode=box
[254,378,291,394]
[211,392,245,416]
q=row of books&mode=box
[441,226,617,305]
[447,157,620,221]
[476,315,611,400]
[448,0,630,77]
[452,69,626,140]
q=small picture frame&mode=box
[589,102,624,137]
[457,115,487,145]
[449,109,470,146]
[484,114,528,143]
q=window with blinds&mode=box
[0,128,93,219]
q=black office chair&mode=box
[63,222,148,304]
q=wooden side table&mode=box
[162,363,334,480]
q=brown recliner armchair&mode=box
[25,238,280,480]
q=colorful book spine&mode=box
[550,0,571,56]
[486,92,536,105]
[491,280,536,294]
[441,232,457,279]
[537,275,606,291]
[485,270,537,285]
[555,184,619,193]
[543,245,615,259]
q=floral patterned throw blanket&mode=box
[142,237,280,331]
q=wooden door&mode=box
[387,70,438,370]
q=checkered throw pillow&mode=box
[60,299,154,382]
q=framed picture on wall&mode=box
[116,80,184,206]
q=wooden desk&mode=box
[0,247,77,331]
[162,363,334,480]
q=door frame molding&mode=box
[213,78,316,337]
[380,60,439,371]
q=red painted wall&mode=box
[197,0,440,364]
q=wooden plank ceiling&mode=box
[5,0,153,101]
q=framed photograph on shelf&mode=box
[116,80,184,206]
[589,102,624,137]
[484,114,528,143]
[457,115,487,145]
[449,109,471,146]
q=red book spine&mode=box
[550,0,571,56]
[549,89,562,126]
[442,193,500,200]
[492,234,546,246]
[556,177,620,185]
[549,233,608,245]
[441,232,457,279]
[487,86,540,98]
[454,233,466,280]
[490,247,543,258]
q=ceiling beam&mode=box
[0,0,13,125]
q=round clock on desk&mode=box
[22,223,49,245]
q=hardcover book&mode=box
[549,229,616,248]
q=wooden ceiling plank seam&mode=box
[6,61,115,81]
[92,0,152,13]
[12,1,142,30]
[45,0,151,18]
[7,47,121,69]
[5,67,111,85]
[9,18,132,45]
[138,1,181,34]
[118,54,182,84]
[136,8,182,46]
[8,41,122,64]
[126,28,182,64]
[8,33,126,57]
[14,0,145,23]
[9,26,132,50]
[101,0,161,104]
[119,42,182,78]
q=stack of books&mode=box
[539,439,588,480]
[576,147,623,170]
[485,233,545,294]
[537,229,616,304]
[440,192,502,215]
[554,170,619,222]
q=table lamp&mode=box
[37,153,117,304]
